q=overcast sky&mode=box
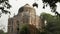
[0,0,60,32]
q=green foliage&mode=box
[40,12,53,21]
[20,24,41,34]
[0,30,7,34]
[40,12,60,34]
[20,24,30,34]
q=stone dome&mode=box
[18,4,36,15]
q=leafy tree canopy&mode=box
[0,30,7,34]
[40,12,60,34]
[0,0,11,17]
[42,0,60,16]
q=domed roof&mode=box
[24,4,31,7]
[18,4,35,13]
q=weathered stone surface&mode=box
[8,4,44,34]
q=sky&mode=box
[0,0,60,32]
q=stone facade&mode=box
[8,4,44,34]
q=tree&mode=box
[0,30,7,34]
[42,0,60,16]
[20,24,40,34]
[0,0,11,17]
[40,12,60,34]
[20,24,30,34]
[40,12,53,21]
